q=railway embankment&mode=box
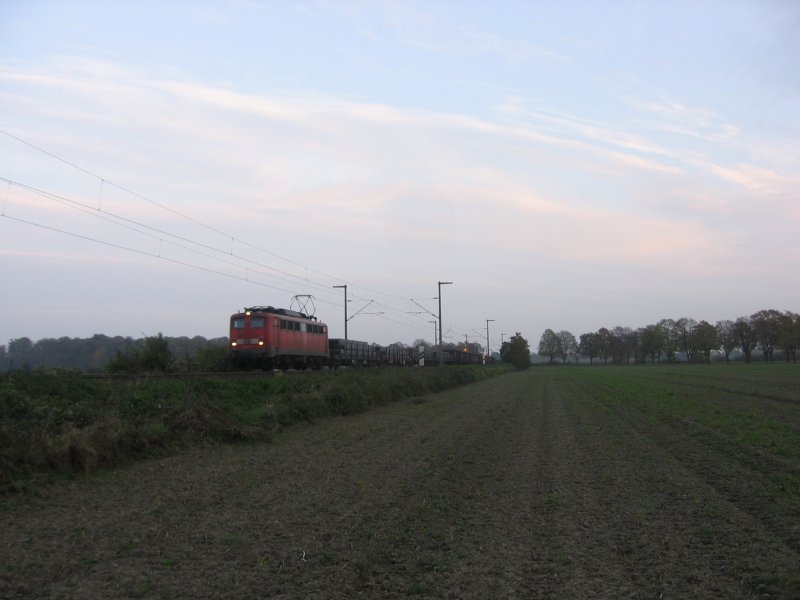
[0,364,513,492]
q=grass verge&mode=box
[0,365,512,492]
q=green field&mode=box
[1,364,799,598]
[563,363,800,497]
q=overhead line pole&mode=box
[438,281,453,366]
[486,319,495,363]
[333,285,347,340]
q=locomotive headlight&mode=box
[231,341,238,347]
[258,338,264,346]
[245,310,252,316]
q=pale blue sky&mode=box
[1,1,798,348]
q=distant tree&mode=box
[6,337,33,370]
[578,333,597,365]
[555,330,577,364]
[715,320,736,363]
[107,333,175,373]
[8,337,33,355]
[778,311,799,362]
[732,316,757,363]
[751,309,784,362]
[640,323,667,364]
[538,329,561,364]
[140,333,175,371]
[629,328,644,364]
[690,320,719,363]
[658,319,680,363]
[610,326,633,364]
[501,332,531,370]
[675,318,698,362]
[595,327,613,365]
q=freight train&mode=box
[228,305,484,369]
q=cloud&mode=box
[705,162,800,195]
[2,56,798,315]
[625,97,741,143]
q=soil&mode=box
[2,369,799,599]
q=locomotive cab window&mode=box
[232,318,245,329]
[251,318,264,327]
[279,319,304,331]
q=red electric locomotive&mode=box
[229,306,329,369]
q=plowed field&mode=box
[2,365,799,599]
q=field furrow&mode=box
[2,366,799,599]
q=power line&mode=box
[1,212,303,296]
[4,176,426,322]
[0,128,345,283]
[0,177,344,304]
[1,129,453,334]
[0,130,399,305]
[3,198,462,340]
[3,178,435,332]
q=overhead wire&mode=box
[1,131,447,336]
[1,213,304,296]
[0,128,347,285]
[0,177,343,306]
[1,129,484,341]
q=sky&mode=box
[1,0,799,351]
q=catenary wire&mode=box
[0,177,344,305]
[1,213,305,296]
[1,130,475,340]
[1,178,441,336]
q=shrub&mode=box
[106,333,175,373]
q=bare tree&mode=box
[778,311,799,362]
[715,319,736,362]
[555,330,577,364]
[658,319,679,363]
[578,332,597,365]
[732,316,757,363]
[640,323,667,364]
[690,320,719,363]
[751,309,783,362]
[538,329,561,364]
[675,317,698,362]
[596,327,613,365]
[611,326,633,365]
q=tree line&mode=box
[0,334,229,373]
[537,309,799,365]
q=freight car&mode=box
[427,345,484,366]
[328,339,417,367]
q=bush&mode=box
[106,333,176,374]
